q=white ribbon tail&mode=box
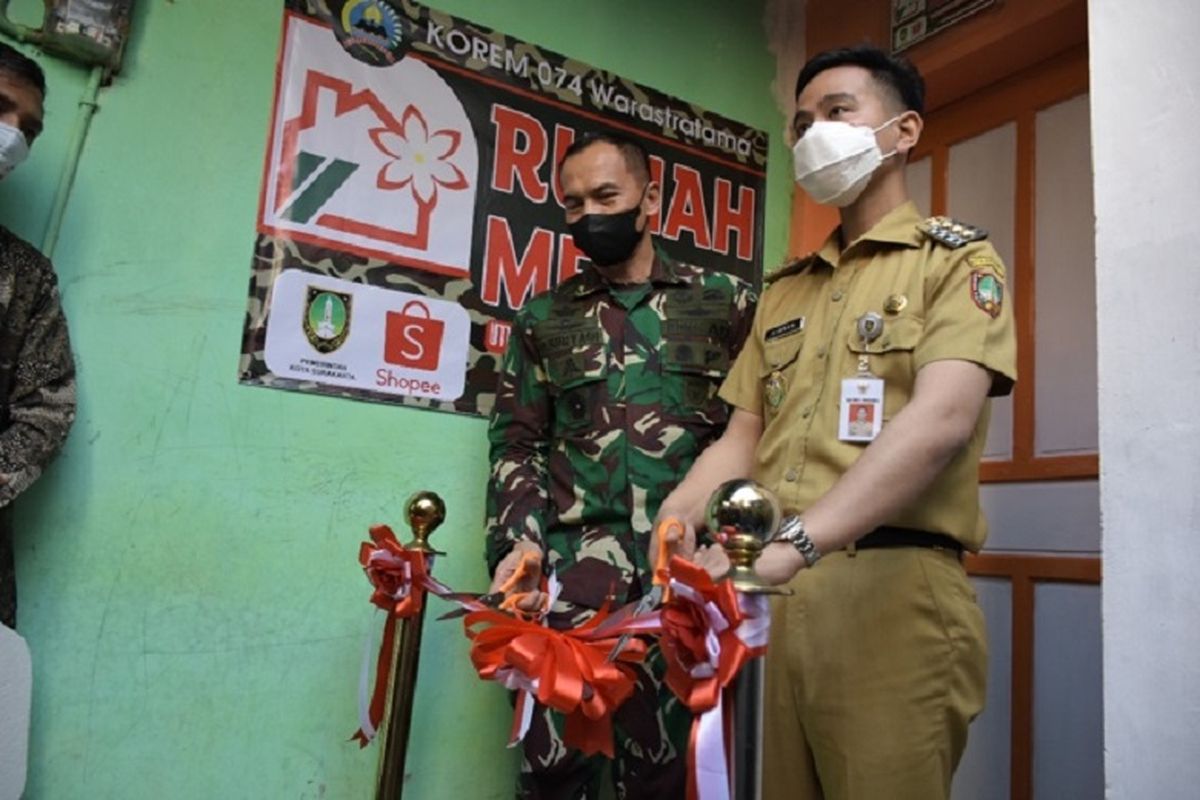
[510,690,536,747]
[693,690,731,800]
[495,667,541,747]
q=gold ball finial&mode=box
[403,491,446,555]
[705,479,788,594]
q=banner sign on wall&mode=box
[239,0,769,416]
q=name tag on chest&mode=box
[765,317,805,342]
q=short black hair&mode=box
[559,131,651,185]
[0,41,46,99]
[795,44,924,115]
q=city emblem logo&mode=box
[331,0,408,66]
[970,271,1004,318]
[303,286,353,353]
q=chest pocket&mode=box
[535,318,609,435]
[845,313,923,419]
[660,339,730,422]
[759,331,806,423]
[660,301,735,423]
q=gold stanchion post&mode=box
[706,479,789,800]
[376,491,445,800]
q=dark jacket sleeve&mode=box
[0,259,76,506]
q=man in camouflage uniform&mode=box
[485,131,756,799]
[0,43,77,630]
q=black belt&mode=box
[854,526,963,554]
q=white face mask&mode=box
[0,123,30,180]
[791,117,900,207]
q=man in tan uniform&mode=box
[658,45,1016,799]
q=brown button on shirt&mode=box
[719,202,1016,551]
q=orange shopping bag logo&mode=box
[384,300,444,371]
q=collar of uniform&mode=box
[571,248,689,297]
[815,200,925,268]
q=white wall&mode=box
[0,626,31,800]
[1090,1,1200,796]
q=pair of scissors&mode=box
[606,517,682,660]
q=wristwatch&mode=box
[774,514,822,567]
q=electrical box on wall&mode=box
[39,0,134,71]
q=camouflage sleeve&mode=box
[484,310,551,575]
[0,262,76,506]
[728,279,758,361]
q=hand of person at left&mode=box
[692,542,731,581]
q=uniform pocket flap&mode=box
[662,338,729,376]
[760,334,805,377]
[846,314,923,354]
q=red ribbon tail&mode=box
[351,614,398,746]
[508,689,533,746]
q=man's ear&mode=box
[895,110,923,157]
[643,180,662,217]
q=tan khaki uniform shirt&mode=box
[720,202,1016,550]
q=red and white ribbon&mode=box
[351,525,461,746]
[658,557,771,800]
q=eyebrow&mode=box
[564,181,621,199]
[819,92,858,108]
[795,92,859,117]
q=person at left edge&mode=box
[484,130,757,799]
[0,42,77,630]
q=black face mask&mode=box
[567,198,646,268]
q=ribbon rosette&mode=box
[659,556,770,800]
[361,524,434,618]
[465,605,648,758]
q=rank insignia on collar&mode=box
[920,216,988,249]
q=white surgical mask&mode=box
[791,116,900,207]
[0,122,29,180]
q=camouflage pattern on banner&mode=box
[239,0,769,417]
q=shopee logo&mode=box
[384,300,444,371]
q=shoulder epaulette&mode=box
[765,254,817,284]
[919,216,988,249]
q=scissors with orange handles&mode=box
[606,516,683,660]
[496,550,547,621]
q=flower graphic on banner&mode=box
[369,105,469,205]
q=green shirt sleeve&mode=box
[484,309,551,574]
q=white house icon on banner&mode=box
[260,15,478,278]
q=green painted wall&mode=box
[2,1,790,797]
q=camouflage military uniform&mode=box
[0,225,77,629]
[486,251,756,799]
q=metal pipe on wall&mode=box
[42,64,102,257]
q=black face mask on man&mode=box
[567,188,647,267]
